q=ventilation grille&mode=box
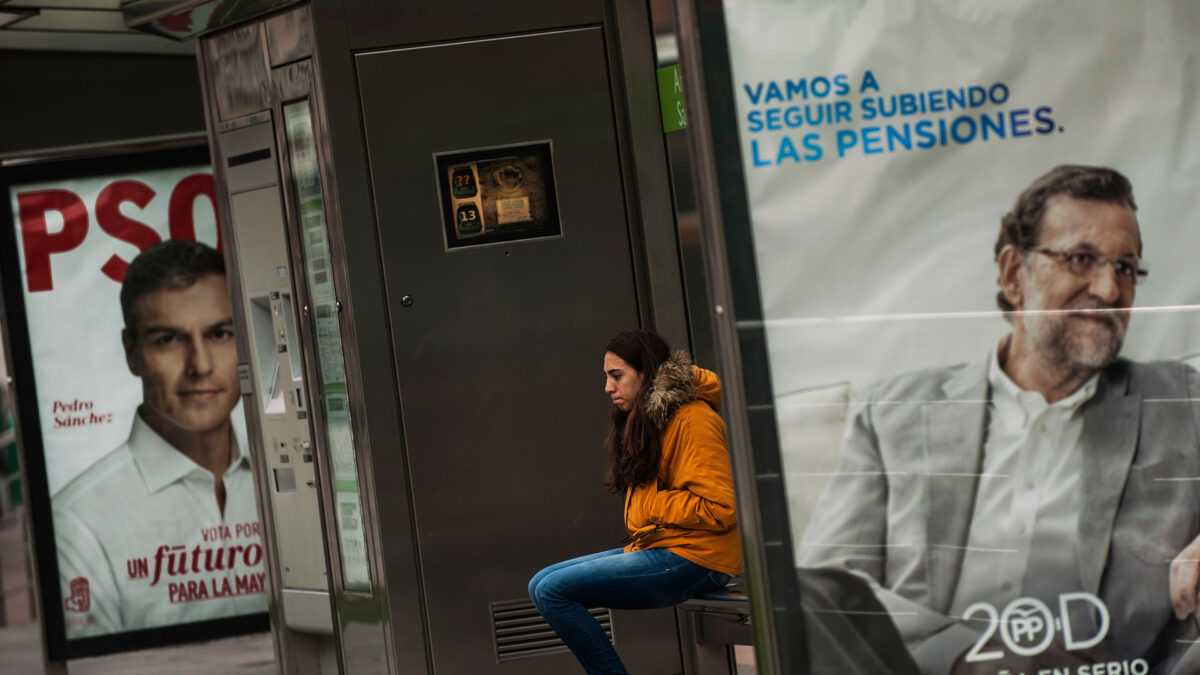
[490,598,613,663]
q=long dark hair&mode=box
[603,330,670,493]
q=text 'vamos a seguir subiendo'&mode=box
[740,70,1061,166]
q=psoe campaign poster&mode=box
[716,1,1200,673]
[0,146,267,658]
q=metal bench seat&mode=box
[676,581,752,674]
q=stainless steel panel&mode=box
[604,0,690,349]
[279,97,372,593]
[270,54,394,673]
[224,185,286,297]
[227,185,327,593]
[340,0,601,51]
[265,5,313,67]
[217,122,278,195]
[357,27,678,673]
[200,38,330,675]
[206,24,270,122]
[283,588,335,635]
[200,46,291,675]
[217,110,271,135]
[668,131,719,368]
[306,4,429,669]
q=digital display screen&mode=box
[435,142,561,249]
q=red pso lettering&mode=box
[17,190,88,292]
[96,180,162,283]
[168,174,221,253]
[16,172,219,293]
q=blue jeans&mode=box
[528,548,731,675]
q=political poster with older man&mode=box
[712,1,1200,673]
[0,147,267,657]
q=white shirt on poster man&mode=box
[53,414,266,638]
[949,350,1096,617]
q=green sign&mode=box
[656,64,688,132]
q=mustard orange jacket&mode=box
[623,354,742,576]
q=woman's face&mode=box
[603,351,645,412]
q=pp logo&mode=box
[64,577,91,612]
[964,592,1110,662]
[1000,598,1054,656]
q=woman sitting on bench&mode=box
[529,329,741,675]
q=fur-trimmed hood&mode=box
[643,351,722,430]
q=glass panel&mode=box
[711,2,1200,671]
[282,99,371,592]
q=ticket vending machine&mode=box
[212,108,343,673]
[197,12,388,673]
[192,2,695,673]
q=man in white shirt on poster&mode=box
[801,165,1200,673]
[53,239,266,638]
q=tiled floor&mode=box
[734,645,756,674]
[0,622,275,675]
[1,513,35,627]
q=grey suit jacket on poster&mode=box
[800,357,1200,674]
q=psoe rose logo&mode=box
[64,577,90,612]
